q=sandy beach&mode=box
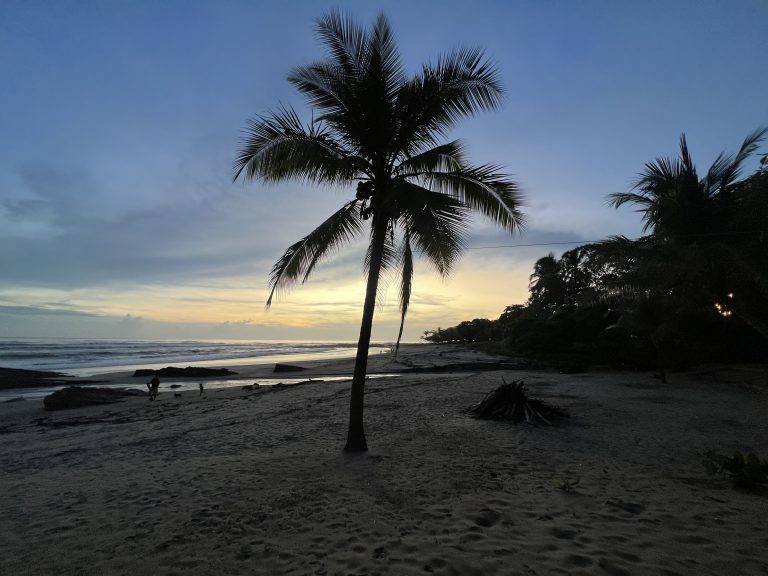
[1,344,767,575]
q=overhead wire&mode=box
[466,229,767,250]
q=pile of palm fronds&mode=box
[468,378,569,424]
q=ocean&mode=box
[0,338,392,376]
[0,338,396,400]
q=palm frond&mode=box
[418,163,524,232]
[606,192,659,232]
[299,13,408,162]
[391,47,503,155]
[678,133,695,175]
[366,12,405,99]
[706,127,768,193]
[394,140,465,176]
[234,105,367,183]
[315,10,367,77]
[288,62,353,117]
[606,191,656,210]
[395,231,414,353]
[267,201,365,306]
[611,143,700,233]
[394,180,470,276]
[422,46,503,125]
[634,155,695,194]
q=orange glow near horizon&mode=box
[0,254,534,340]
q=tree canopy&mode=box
[426,129,768,375]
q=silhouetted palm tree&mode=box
[234,12,524,451]
[608,128,766,240]
[607,128,768,342]
[528,253,565,312]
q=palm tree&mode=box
[528,253,565,312]
[608,128,767,242]
[234,12,524,452]
[607,128,768,343]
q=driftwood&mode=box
[469,378,569,425]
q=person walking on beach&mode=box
[147,375,160,401]
[199,382,204,397]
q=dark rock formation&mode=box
[133,367,236,378]
[43,386,146,411]
[0,367,68,390]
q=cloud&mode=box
[0,304,102,318]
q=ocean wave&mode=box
[0,339,386,374]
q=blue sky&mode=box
[1,0,766,341]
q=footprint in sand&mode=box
[474,508,501,527]
[605,499,645,515]
[564,553,594,568]
[551,527,579,539]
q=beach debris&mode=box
[468,378,569,424]
[133,367,236,378]
[43,386,146,411]
[273,363,307,373]
[704,450,768,489]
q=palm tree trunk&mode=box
[344,215,388,452]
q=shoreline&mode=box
[0,342,510,397]
[0,342,428,390]
[0,340,399,380]
[0,343,510,417]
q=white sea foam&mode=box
[0,338,391,375]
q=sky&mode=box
[1,0,766,342]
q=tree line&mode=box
[424,132,768,378]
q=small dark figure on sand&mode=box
[147,376,160,401]
[199,382,205,396]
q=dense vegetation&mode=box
[425,132,768,376]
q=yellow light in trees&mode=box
[715,301,733,317]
